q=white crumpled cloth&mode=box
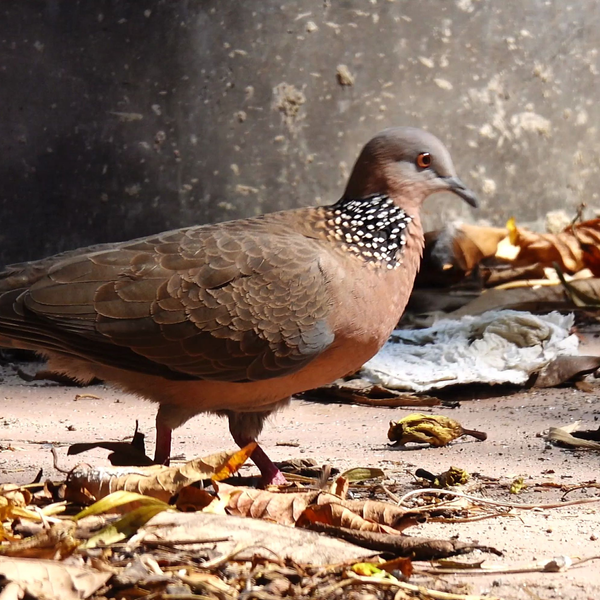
[361,310,578,392]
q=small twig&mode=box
[375,484,400,504]
[523,586,544,600]
[562,483,600,498]
[346,572,498,600]
[141,537,232,547]
[312,577,354,599]
[397,488,600,510]
[51,447,71,474]
[418,554,600,576]
[198,544,285,570]
[569,202,586,227]
[428,512,512,524]
[571,554,600,568]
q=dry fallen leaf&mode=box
[297,503,401,535]
[509,217,600,275]
[451,223,510,272]
[82,504,173,549]
[0,556,111,600]
[73,490,171,521]
[351,561,400,580]
[510,477,526,495]
[415,466,470,488]
[533,355,600,388]
[136,511,374,565]
[388,414,487,447]
[316,493,422,532]
[180,570,240,597]
[546,426,600,451]
[378,556,414,578]
[215,481,318,526]
[340,467,385,482]
[67,444,256,503]
[0,522,77,560]
[175,486,222,513]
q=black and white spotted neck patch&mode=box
[325,194,413,269]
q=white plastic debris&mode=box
[362,310,578,392]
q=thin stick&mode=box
[397,488,600,510]
[346,572,500,600]
[376,484,401,504]
[417,554,600,576]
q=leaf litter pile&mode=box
[0,430,599,600]
[2,209,600,599]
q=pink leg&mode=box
[154,419,172,466]
[231,432,288,486]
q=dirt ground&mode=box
[0,361,598,600]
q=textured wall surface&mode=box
[1,0,599,264]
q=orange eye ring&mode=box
[416,152,432,169]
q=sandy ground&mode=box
[0,361,598,599]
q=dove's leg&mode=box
[154,418,172,465]
[227,409,288,486]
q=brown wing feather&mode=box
[0,215,335,382]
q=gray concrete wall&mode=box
[1,0,599,265]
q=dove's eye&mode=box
[416,152,432,169]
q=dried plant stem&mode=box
[397,488,600,510]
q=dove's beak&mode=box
[443,177,479,208]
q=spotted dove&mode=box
[0,127,477,484]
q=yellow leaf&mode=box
[506,216,518,244]
[340,467,385,482]
[73,491,171,521]
[388,414,487,447]
[510,477,526,495]
[351,563,398,581]
[81,504,172,549]
[211,442,256,481]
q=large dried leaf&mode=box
[214,484,419,532]
[136,511,374,565]
[214,481,318,525]
[67,445,255,503]
[0,557,111,600]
